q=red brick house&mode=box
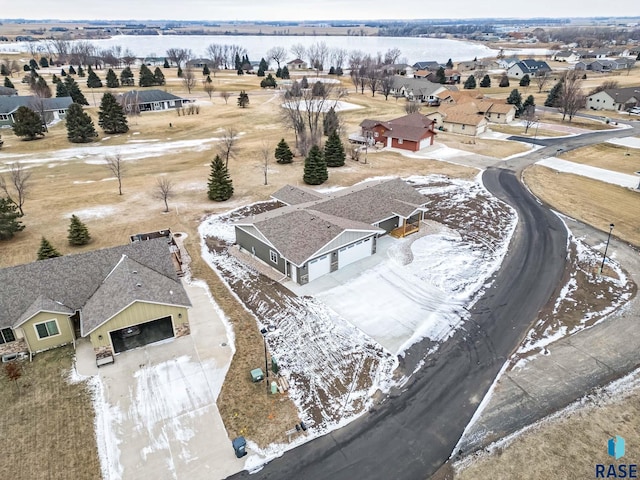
[356,113,437,152]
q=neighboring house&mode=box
[574,60,593,71]
[434,91,516,125]
[353,113,437,151]
[187,58,211,68]
[428,103,488,136]
[389,76,451,104]
[553,51,581,63]
[412,61,441,71]
[586,86,640,111]
[0,95,73,128]
[119,90,191,113]
[425,69,461,85]
[507,59,551,78]
[0,237,191,363]
[287,58,308,70]
[497,57,520,69]
[234,178,429,285]
[141,56,166,66]
[381,64,413,76]
[0,86,17,96]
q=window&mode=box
[374,132,379,138]
[0,328,15,344]
[462,124,466,130]
[34,320,60,339]
[398,138,403,144]
[58,109,66,114]
[269,250,278,264]
[0,114,9,120]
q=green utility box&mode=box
[250,368,264,382]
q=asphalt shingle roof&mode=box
[0,96,73,114]
[271,185,326,205]
[119,89,187,104]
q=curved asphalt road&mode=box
[229,168,568,480]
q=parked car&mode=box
[629,107,640,115]
[120,326,141,338]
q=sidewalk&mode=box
[457,217,640,454]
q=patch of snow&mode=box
[66,205,116,220]
[281,99,363,112]
[537,157,640,189]
[73,180,96,184]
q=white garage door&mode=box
[308,254,331,282]
[338,238,372,269]
[419,137,432,150]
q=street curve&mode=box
[227,168,568,480]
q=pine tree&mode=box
[519,74,531,87]
[274,138,294,164]
[237,90,249,108]
[281,66,290,79]
[446,58,454,69]
[4,77,15,89]
[202,64,210,76]
[51,74,59,84]
[0,64,8,76]
[63,77,89,105]
[480,74,491,88]
[523,94,535,109]
[12,106,44,140]
[98,92,129,134]
[463,75,476,89]
[257,66,265,77]
[86,66,103,88]
[120,66,134,86]
[164,58,170,68]
[39,57,49,68]
[207,155,234,201]
[29,59,39,70]
[276,67,282,78]
[77,65,85,77]
[303,144,328,185]
[234,53,241,71]
[301,76,309,89]
[68,65,76,75]
[34,76,51,97]
[324,131,345,167]
[435,67,446,84]
[0,197,25,241]
[56,80,69,97]
[139,64,155,87]
[507,89,524,116]
[260,73,276,88]
[545,80,563,107]
[37,237,61,260]
[329,66,336,75]
[499,74,510,87]
[67,214,91,245]
[153,67,165,85]
[336,67,343,76]
[106,68,119,88]
[177,66,183,78]
[60,68,67,77]
[65,103,98,143]
[323,106,339,136]
[259,57,269,71]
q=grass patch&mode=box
[488,124,566,138]
[0,347,100,480]
[560,143,640,175]
[435,132,531,158]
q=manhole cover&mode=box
[221,342,227,347]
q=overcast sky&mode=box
[2,0,639,22]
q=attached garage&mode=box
[339,238,373,268]
[307,254,331,282]
[110,315,174,354]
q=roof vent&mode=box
[136,283,142,287]
[132,270,138,274]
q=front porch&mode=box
[390,219,420,238]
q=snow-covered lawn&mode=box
[537,157,640,189]
[281,99,363,112]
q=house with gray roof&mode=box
[118,89,191,113]
[0,238,191,363]
[234,178,428,285]
[507,59,551,78]
[586,86,640,111]
[0,86,17,96]
[0,95,73,128]
[389,77,452,104]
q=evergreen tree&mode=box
[523,94,535,110]
[164,58,170,68]
[207,155,234,201]
[139,64,155,87]
[98,92,129,134]
[281,66,290,79]
[303,144,328,185]
[0,64,8,76]
[65,103,98,143]
[257,66,265,77]
[507,89,523,116]
[323,106,339,136]
[67,214,91,245]
[276,67,282,78]
[312,81,325,97]
[60,68,67,77]
[519,74,531,87]
[446,58,454,69]
[177,66,183,78]
[86,66,103,88]
[39,57,49,68]
[105,68,119,88]
[153,67,165,85]
[463,75,476,89]
[29,59,39,70]
[68,65,76,75]
[202,64,210,76]
[435,67,446,84]
[63,77,88,105]
[234,53,241,70]
[259,57,269,71]
[301,76,309,89]
[329,66,336,75]
[37,237,61,260]
[274,138,294,164]
[12,106,44,140]
[336,66,343,76]
[77,65,84,77]
[56,80,69,97]
[237,90,249,108]
[480,74,491,88]
[545,80,563,107]
[0,197,25,241]
[499,74,510,87]
[51,74,59,84]
[120,66,134,86]
[34,76,51,97]
[260,73,276,88]
[324,131,346,167]
[236,68,244,75]
[4,77,14,89]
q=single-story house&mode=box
[389,76,451,104]
[412,61,441,71]
[0,237,191,364]
[0,95,73,128]
[355,113,437,151]
[118,89,191,113]
[507,59,551,78]
[428,104,488,136]
[434,92,516,125]
[381,64,413,77]
[187,58,211,69]
[586,86,640,111]
[0,86,17,96]
[287,58,308,70]
[425,69,461,85]
[553,51,581,63]
[234,178,428,285]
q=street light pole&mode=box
[261,328,269,394]
[599,223,615,274]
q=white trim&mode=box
[13,307,73,328]
[269,250,278,264]
[297,228,381,267]
[33,318,61,340]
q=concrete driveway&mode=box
[77,280,244,480]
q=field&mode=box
[560,143,640,175]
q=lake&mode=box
[0,34,551,65]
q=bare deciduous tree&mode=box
[330,48,348,70]
[383,48,402,65]
[166,48,193,68]
[260,142,271,186]
[307,42,329,76]
[348,50,364,93]
[522,105,538,134]
[203,79,215,100]
[404,101,421,114]
[218,128,238,168]
[182,66,197,93]
[379,73,394,100]
[559,71,586,122]
[219,91,232,104]
[535,72,551,93]
[267,46,287,69]
[153,177,174,213]
[105,154,125,195]
[0,162,32,215]
[51,38,71,64]
[290,43,306,62]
